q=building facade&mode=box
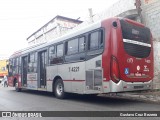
[0,59,8,82]
[27,15,82,46]
[141,0,160,89]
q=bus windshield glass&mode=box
[120,20,151,58]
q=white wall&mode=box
[141,0,160,89]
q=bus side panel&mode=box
[101,18,113,93]
[47,62,86,94]
[8,75,21,88]
[27,73,38,90]
[8,77,14,87]
[58,64,72,92]
[46,65,58,92]
[70,62,85,94]
[46,64,73,93]
[101,18,112,81]
[85,55,110,94]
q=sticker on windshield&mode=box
[125,68,129,75]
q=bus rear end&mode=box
[109,18,153,92]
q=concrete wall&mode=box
[141,0,160,89]
[72,0,138,32]
[153,41,160,89]
[93,0,136,21]
[141,0,160,39]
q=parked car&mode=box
[1,77,8,87]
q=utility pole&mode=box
[88,8,93,23]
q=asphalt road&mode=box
[0,86,160,120]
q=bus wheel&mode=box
[15,81,21,92]
[54,79,66,99]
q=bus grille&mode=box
[86,71,94,89]
[124,43,151,58]
[86,69,102,90]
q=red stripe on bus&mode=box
[47,80,85,82]
[63,80,85,82]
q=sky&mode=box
[0,0,119,59]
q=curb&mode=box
[116,93,160,103]
[100,91,160,104]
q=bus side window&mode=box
[99,30,103,48]
[57,44,63,57]
[88,30,103,50]
[19,57,21,74]
[12,58,19,75]
[88,31,99,50]
[66,38,78,55]
[56,43,64,64]
[64,36,86,62]
[49,46,56,65]
[8,59,13,76]
[79,37,85,52]
[28,52,37,73]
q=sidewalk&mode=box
[102,90,160,103]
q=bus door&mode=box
[38,50,47,88]
[22,56,28,87]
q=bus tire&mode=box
[15,81,21,92]
[54,79,66,99]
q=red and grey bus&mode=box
[7,17,153,99]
